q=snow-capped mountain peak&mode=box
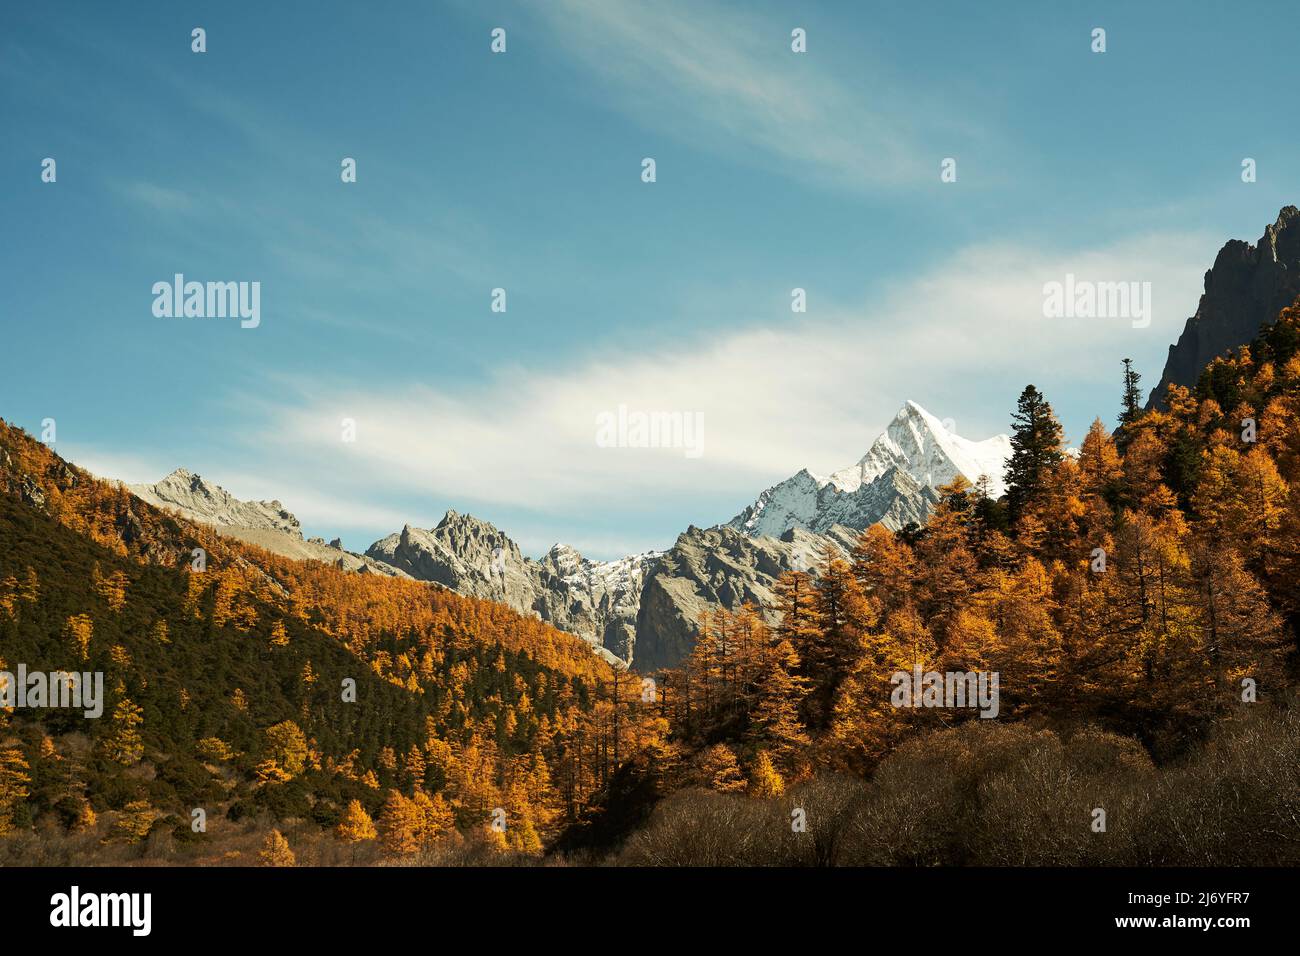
[726,401,1011,539]
[829,400,1011,499]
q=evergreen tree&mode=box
[773,569,819,650]
[104,699,144,766]
[970,474,1010,537]
[412,788,455,845]
[1004,385,1065,521]
[114,800,157,844]
[693,743,746,793]
[771,569,821,717]
[1119,358,1143,430]
[806,552,869,726]
[851,523,914,615]
[1079,418,1123,503]
[746,638,810,772]
[263,720,308,778]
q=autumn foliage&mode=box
[2,297,1300,864]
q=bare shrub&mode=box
[616,788,772,866]
[1132,704,1300,865]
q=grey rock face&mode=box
[369,511,862,672]
[130,468,301,535]
[728,466,938,539]
[631,401,1014,669]
[123,400,1015,671]
[365,511,526,593]
[631,524,856,672]
[1148,206,1300,409]
[536,544,650,663]
[366,511,654,666]
[128,469,406,577]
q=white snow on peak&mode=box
[726,401,1012,539]
[544,543,659,592]
[829,400,1011,499]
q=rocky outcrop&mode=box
[631,524,856,672]
[536,544,650,663]
[366,511,654,666]
[633,402,1010,669]
[1148,206,1300,409]
[367,512,531,595]
[130,468,300,534]
[219,527,406,576]
[367,512,858,671]
[128,469,405,577]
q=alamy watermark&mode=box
[50,886,151,936]
[595,405,704,459]
[1042,274,1151,329]
[0,665,104,718]
[890,666,999,718]
[152,274,260,329]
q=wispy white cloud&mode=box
[202,470,423,540]
[223,228,1210,554]
[529,0,968,191]
[66,445,419,543]
[64,447,176,487]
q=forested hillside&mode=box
[0,425,653,863]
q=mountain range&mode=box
[121,207,1300,672]
[126,401,1008,671]
[363,513,651,668]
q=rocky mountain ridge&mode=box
[366,511,651,667]
[364,401,1007,669]
[632,523,857,671]
[1148,205,1300,409]
[123,400,1009,671]
[126,469,405,577]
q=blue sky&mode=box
[3,0,1299,559]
